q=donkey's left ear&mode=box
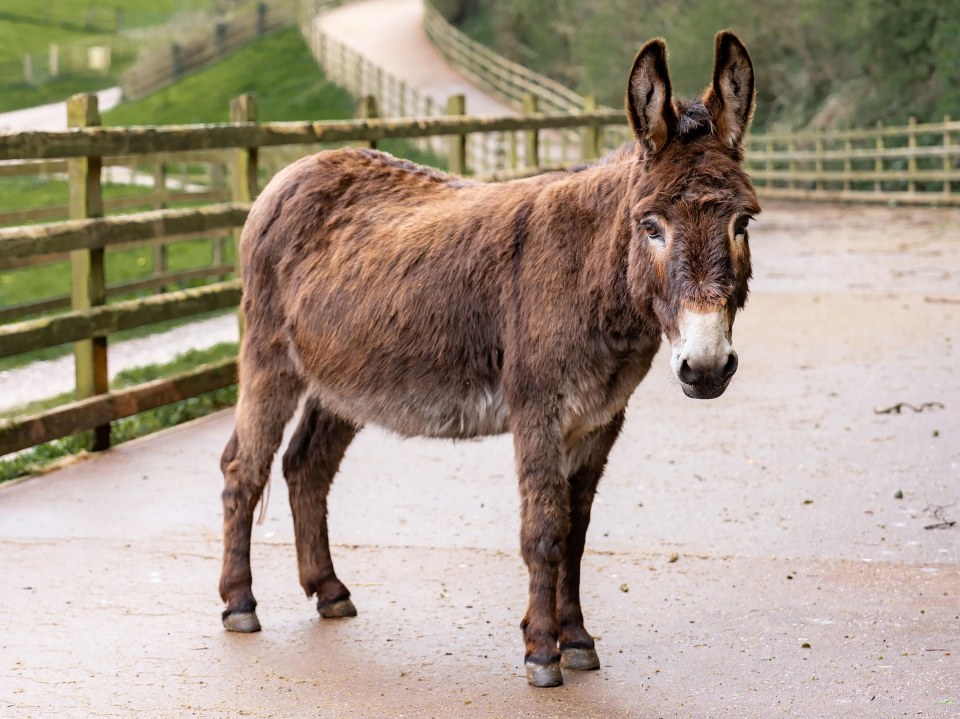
[702,31,755,148]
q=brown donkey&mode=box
[219,31,760,687]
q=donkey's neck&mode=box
[537,160,659,342]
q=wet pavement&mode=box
[1,202,958,717]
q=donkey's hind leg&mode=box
[282,397,359,619]
[219,358,302,633]
[557,410,625,671]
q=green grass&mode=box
[0,0,223,111]
[0,341,238,483]
[101,26,442,165]
[0,176,149,227]
[104,27,357,125]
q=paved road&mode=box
[0,87,121,133]
[316,0,514,116]
[1,202,958,717]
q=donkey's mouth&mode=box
[680,379,730,400]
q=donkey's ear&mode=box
[626,39,677,156]
[703,31,755,148]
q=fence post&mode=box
[522,93,539,169]
[814,134,825,192]
[171,42,182,79]
[581,94,601,162]
[843,138,852,192]
[115,7,124,33]
[231,94,258,336]
[943,115,952,198]
[153,162,168,292]
[256,2,268,35]
[23,54,34,85]
[907,116,917,195]
[446,94,467,175]
[67,94,110,451]
[765,136,774,188]
[788,138,798,191]
[215,22,228,55]
[874,121,883,193]
[355,95,380,149]
[49,43,59,78]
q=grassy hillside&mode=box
[0,0,246,111]
[104,26,356,125]
[439,0,960,131]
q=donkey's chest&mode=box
[556,336,660,445]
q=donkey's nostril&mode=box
[678,359,700,385]
[722,352,738,380]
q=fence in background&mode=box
[419,0,960,205]
[299,0,612,172]
[120,1,295,101]
[743,118,960,205]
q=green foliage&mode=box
[445,0,960,130]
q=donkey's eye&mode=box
[734,216,753,240]
[641,220,664,245]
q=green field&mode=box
[0,0,226,111]
[104,27,356,125]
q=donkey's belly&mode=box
[304,375,510,439]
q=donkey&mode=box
[219,31,759,687]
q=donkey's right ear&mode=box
[626,39,677,156]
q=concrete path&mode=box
[316,0,514,116]
[0,88,121,133]
[1,202,958,717]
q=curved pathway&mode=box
[0,87,121,133]
[316,0,513,116]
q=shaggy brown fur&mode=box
[219,31,760,687]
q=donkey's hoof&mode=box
[223,611,261,633]
[561,646,600,671]
[525,660,563,688]
[318,597,357,619]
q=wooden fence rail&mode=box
[743,117,960,205]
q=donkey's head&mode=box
[624,32,760,400]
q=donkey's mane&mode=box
[673,99,714,139]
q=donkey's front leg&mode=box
[514,419,570,688]
[557,411,625,672]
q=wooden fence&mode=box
[743,118,960,205]
[120,1,296,101]
[299,0,610,172]
[419,0,960,205]
[0,92,624,457]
